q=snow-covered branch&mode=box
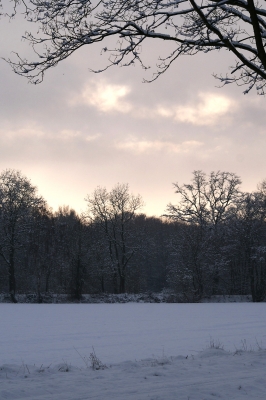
[3,0,266,93]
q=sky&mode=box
[0,9,266,216]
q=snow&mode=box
[1,303,266,399]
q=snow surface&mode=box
[1,303,266,399]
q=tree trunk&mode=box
[74,255,83,300]
[45,268,51,293]
[250,261,266,302]
[119,274,126,294]
[8,246,17,303]
[101,275,105,293]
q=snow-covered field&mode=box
[1,303,266,399]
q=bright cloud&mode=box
[77,80,132,113]
[157,93,236,125]
[71,84,234,123]
[116,139,203,154]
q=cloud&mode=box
[59,129,81,140]
[0,126,101,145]
[116,139,203,154]
[70,82,235,125]
[59,130,100,142]
[85,133,101,142]
[157,93,236,125]
[72,80,132,113]
[0,126,45,139]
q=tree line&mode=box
[0,169,266,303]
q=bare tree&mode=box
[233,190,266,301]
[23,205,55,302]
[85,183,143,293]
[167,171,241,226]
[51,206,90,299]
[0,169,46,302]
[3,0,266,94]
[257,178,266,195]
[166,170,241,298]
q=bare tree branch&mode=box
[3,0,266,93]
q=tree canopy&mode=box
[3,0,266,94]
